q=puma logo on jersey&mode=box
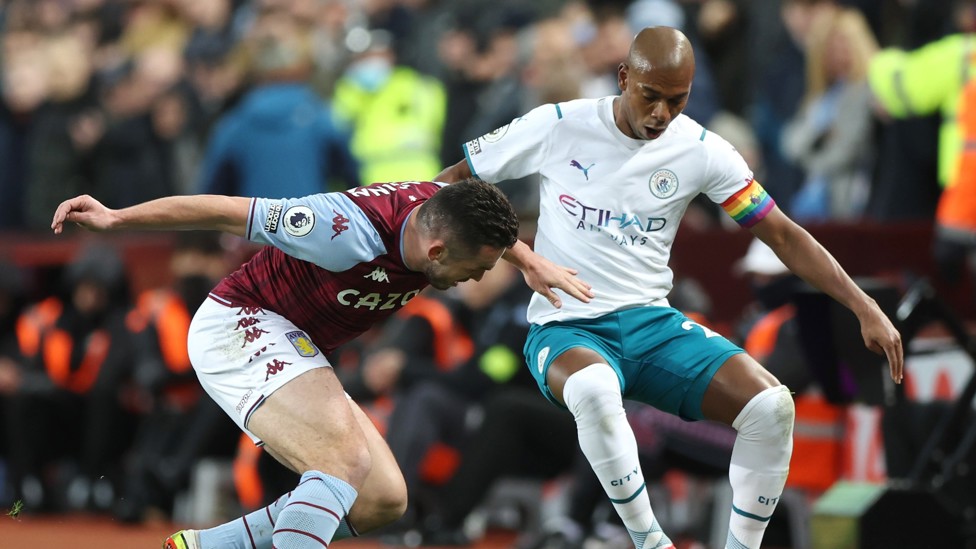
[570,160,595,180]
[363,267,390,283]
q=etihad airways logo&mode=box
[363,267,390,283]
[558,194,666,247]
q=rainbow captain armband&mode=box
[721,179,775,228]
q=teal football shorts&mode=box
[523,306,743,420]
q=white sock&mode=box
[727,385,795,549]
[563,364,672,549]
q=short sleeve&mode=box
[700,131,774,228]
[462,103,560,183]
[247,193,386,270]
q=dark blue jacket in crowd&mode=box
[197,82,360,198]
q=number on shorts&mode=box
[681,320,720,338]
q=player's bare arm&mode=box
[436,160,594,307]
[51,194,252,237]
[750,206,904,383]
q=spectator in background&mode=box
[0,36,46,229]
[381,262,536,536]
[782,7,878,222]
[750,0,837,214]
[24,32,100,230]
[197,10,360,197]
[868,0,976,296]
[733,239,812,393]
[333,29,445,184]
[88,48,180,209]
[0,259,28,506]
[114,232,238,523]
[5,243,135,513]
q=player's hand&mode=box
[859,305,904,384]
[521,253,594,309]
[51,194,115,234]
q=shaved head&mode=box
[613,26,696,141]
[627,26,695,74]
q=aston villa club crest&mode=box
[286,330,319,357]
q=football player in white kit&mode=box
[437,27,903,549]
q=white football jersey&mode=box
[462,96,773,324]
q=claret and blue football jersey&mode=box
[463,97,773,324]
[211,181,443,353]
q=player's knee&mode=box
[348,477,408,532]
[299,439,373,487]
[563,363,624,426]
[733,385,794,461]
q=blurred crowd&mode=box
[0,0,973,547]
[0,0,964,230]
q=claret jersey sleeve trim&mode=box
[721,179,776,228]
[247,192,387,271]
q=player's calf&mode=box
[727,385,795,549]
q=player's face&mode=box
[425,244,506,290]
[617,63,692,140]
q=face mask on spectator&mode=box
[346,57,393,92]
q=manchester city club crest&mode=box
[649,169,679,199]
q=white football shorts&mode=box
[188,294,333,444]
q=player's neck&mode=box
[400,209,424,272]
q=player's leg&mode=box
[701,354,794,549]
[244,366,368,548]
[175,398,406,549]
[546,348,675,549]
[342,398,408,532]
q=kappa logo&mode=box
[264,359,292,381]
[331,209,349,240]
[363,267,390,283]
[265,203,283,233]
[284,206,315,237]
[570,160,596,180]
[537,346,550,374]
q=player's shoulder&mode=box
[553,97,603,118]
[671,114,740,157]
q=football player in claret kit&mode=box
[437,26,903,549]
[51,178,592,549]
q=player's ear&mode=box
[427,242,446,263]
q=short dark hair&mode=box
[417,179,519,255]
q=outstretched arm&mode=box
[750,207,904,383]
[436,160,594,307]
[51,194,252,236]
